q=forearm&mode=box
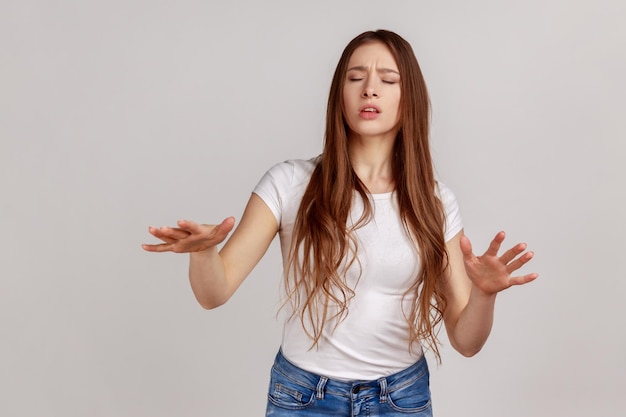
[448,285,497,357]
[188,247,232,309]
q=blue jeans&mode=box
[265,350,433,416]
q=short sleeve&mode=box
[252,160,296,225]
[436,182,463,242]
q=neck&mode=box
[348,133,396,194]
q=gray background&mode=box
[1,0,624,416]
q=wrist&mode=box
[470,283,498,302]
[190,245,218,258]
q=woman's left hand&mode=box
[460,231,538,296]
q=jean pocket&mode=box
[267,367,316,410]
[385,370,432,414]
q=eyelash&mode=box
[348,78,397,84]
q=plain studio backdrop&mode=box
[1,1,624,416]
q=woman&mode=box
[143,30,537,416]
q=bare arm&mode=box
[142,193,278,309]
[442,230,538,357]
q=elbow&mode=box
[192,284,234,310]
[197,295,229,310]
[451,340,485,358]
[457,347,481,358]
[199,301,223,310]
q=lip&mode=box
[358,104,381,113]
[358,104,381,120]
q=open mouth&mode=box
[359,105,381,119]
[359,104,381,113]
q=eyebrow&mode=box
[347,65,400,75]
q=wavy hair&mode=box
[285,30,448,361]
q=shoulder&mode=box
[435,181,464,241]
[435,181,456,206]
[252,156,319,223]
[263,156,319,187]
[276,156,319,176]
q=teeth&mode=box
[363,108,377,112]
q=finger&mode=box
[509,272,539,287]
[142,243,174,253]
[148,226,188,244]
[203,217,236,246]
[149,225,184,237]
[211,217,236,239]
[176,219,201,234]
[499,242,527,264]
[484,231,506,257]
[146,227,177,244]
[505,251,535,274]
[157,226,191,240]
[459,235,474,261]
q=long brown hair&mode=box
[285,30,448,361]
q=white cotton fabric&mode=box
[253,157,463,381]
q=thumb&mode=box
[213,216,236,239]
[459,235,474,260]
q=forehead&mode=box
[347,41,398,70]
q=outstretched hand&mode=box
[460,231,538,296]
[142,217,236,253]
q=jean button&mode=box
[352,386,360,394]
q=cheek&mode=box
[341,100,358,132]
[392,92,402,120]
[342,87,356,110]
[342,98,360,130]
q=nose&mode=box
[362,87,378,98]
[362,77,378,98]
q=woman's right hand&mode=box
[142,217,236,254]
[141,195,277,308]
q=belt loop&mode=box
[378,377,388,403]
[316,376,328,400]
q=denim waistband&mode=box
[271,349,429,400]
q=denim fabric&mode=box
[266,350,432,416]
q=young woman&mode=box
[143,30,537,416]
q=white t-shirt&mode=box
[253,157,463,380]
